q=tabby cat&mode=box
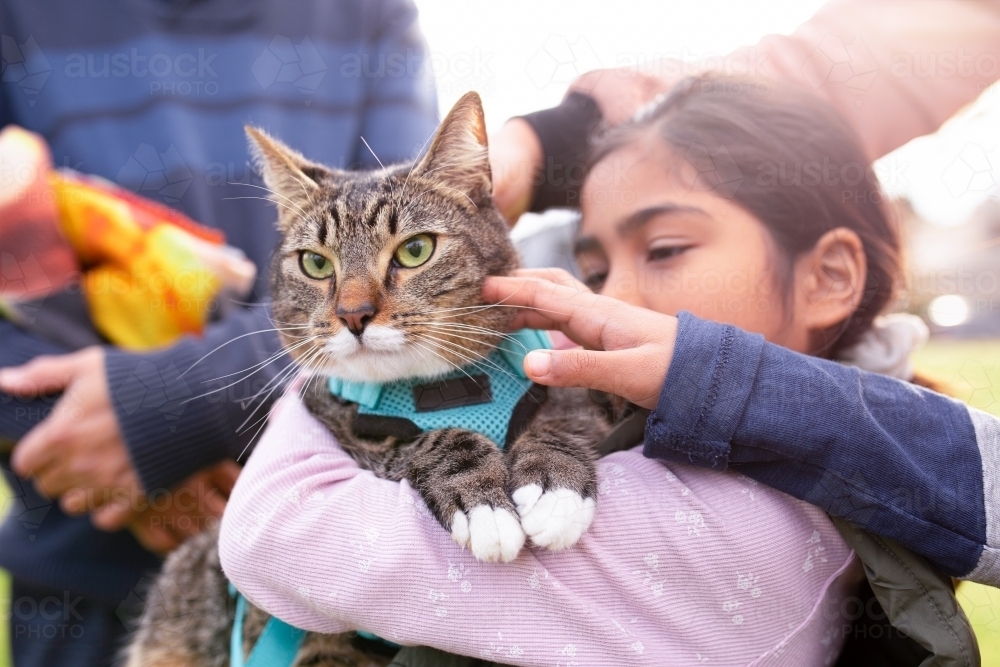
[124,92,611,667]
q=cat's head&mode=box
[248,92,519,383]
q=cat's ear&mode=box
[245,126,331,211]
[412,91,492,206]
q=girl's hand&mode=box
[483,269,678,409]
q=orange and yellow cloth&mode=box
[0,126,254,351]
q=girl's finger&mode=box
[483,276,613,348]
[523,346,667,409]
[509,267,587,291]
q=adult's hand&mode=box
[0,347,140,519]
[489,118,542,223]
[567,66,679,126]
[483,269,678,409]
[489,67,679,225]
[126,460,240,554]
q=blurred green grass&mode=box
[914,339,1000,418]
[914,338,1000,666]
[0,338,996,667]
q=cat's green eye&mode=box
[299,251,335,279]
[393,234,435,268]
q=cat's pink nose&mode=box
[337,303,376,336]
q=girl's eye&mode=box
[394,234,435,268]
[299,251,334,279]
[647,245,691,263]
[583,272,607,292]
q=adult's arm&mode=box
[724,0,1000,161]
[646,311,1000,586]
[493,0,1000,218]
[219,391,857,666]
[103,305,283,494]
[482,272,1000,586]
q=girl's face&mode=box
[578,141,811,353]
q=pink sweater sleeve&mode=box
[639,0,1000,161]
[748,0,1000,160]
[219,393,861,666]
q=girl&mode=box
[219,78,997,665]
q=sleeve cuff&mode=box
[105,341,230,492]
[517,92,603,212]
[643,312,765,470]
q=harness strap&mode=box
[229,584,306,667]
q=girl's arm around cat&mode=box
[219,388,858,666]
[485,271,1000,587]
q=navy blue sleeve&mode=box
[0,320,67,441]
[104,305,282,493]
[644,311,993,581]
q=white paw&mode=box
[451,506,525,562]
[451,509,470,547]
[513,484,596,551]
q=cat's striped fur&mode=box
[124,92,610,667]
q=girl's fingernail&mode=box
[524,351,551,377]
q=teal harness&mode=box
[328,328,551,448]
[228,330,552,666]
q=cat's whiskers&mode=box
[412,336,515,387]
[200,335,316,386]
[423,321,527,350]
[296,343,333,386]
[234,356,299,434]
[221,195,324,228]
[417,326,498,352]
[235,346,326,461]
[360,136,396,200]
[408,339,481,384]
[412,332,519,384]
[235,343,323,439]
[432,303,562,320]
[424,320,513,334]
[228,181,312,220]
[397,130,435,201]
[235,337,320,406]
[181,326,315,379]
[396,158,488,216]
[182,334,318,403]
[396,187,439,220]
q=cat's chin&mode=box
[313,325,486,383]
[318,349,456,384]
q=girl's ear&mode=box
[245,126,334,226]
[411,91,492,206]
[795,227,867,344]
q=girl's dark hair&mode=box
[591,75,902,357]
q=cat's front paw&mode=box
[512,484,596,551]
[451,505,525,562]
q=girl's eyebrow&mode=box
[573,235,602,256]
[616,203,708,238]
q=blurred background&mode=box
[1,1,998,665]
